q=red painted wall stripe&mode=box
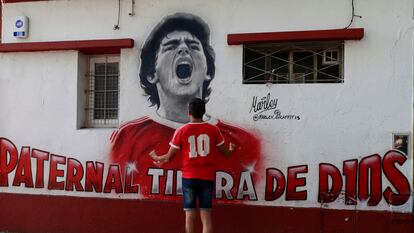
[0,193,412,233]
[0,38,134,54]
[227,28,364,45]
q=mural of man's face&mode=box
[152,30,210,100]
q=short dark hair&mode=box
[139,13,216,108]
[188,98,206,119]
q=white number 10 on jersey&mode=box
[188,134,210,158]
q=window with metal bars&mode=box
[243,41,344,84]
[85,56,119,127]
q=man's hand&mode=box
[218,142,236,159]
[148,147,178,163]
[149,150,158,160]
[149,150,162,165]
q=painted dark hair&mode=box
[188,98,206,119]
[139,13,216,108]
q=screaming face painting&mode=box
[109,13,263,201]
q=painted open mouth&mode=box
[176,63,193,80]
[175,58,193,84]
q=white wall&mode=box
[0,0,412,210]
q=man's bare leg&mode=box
[200,209,212,233]
[185,210,197,233]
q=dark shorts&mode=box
[182,178,214,211]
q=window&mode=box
[323,50,339,65]
[84,56,120,128]
[243,41,344,84]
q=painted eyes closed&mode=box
[161,43,200,53]
[162,45,176,52]
[190,45,200,51]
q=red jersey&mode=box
[169,122,225,181]
[110,115,262,201]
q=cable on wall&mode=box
[113,0,121,30]
[129,0,135,16]
[344,0,362,29]
[0,0,4,43]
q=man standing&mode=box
[110,13,261,200]
[149,98,234,233]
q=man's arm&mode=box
[217,143,235,159]
[149,147,179,163]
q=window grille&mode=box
[85,56,119,127]
[243,41,344,84]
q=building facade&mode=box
[0,0,413,232]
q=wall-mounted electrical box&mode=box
[13,16,29,39]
